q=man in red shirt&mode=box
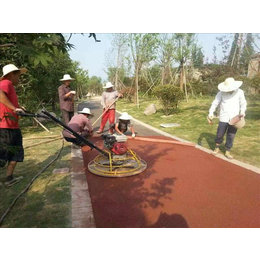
[0,64,27,186]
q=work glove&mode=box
[132,133,136,138]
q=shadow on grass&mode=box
[197,132,216,150]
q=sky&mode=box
[66,33,234,82]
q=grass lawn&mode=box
[0,121,72,228]
[116,95,260,168]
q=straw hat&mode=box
[103,82,114,89]
[229,115,245,129]
[78,107,93,116]
[119,112,132,120]
[218,78,242,92]
[0,64,27,80]
[59,74,75,81]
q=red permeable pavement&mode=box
[82,136,260,228]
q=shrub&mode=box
[153,85,184,115]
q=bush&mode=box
[153,85,184,115]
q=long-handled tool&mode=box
[92,97,119,127]
[41,110,109,158]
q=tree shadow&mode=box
[82,136,181,228]
[147,212,189,228]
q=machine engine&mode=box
[102,134,128,155]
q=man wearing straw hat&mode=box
[208,77,247,159]
[62,107,93,147]
[96,82,123,134]
[0,64,27,186]
[58,74,76,125]
[111,112,136,138]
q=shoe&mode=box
[225,151,233,160]
[96,130,103,134]
[5,176,23,187]
[212,147,219,155]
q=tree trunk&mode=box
[183,65,188,102]
[180,63,184,91]
[237,33,244,69]
[135,66,139,108]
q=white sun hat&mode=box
[218,78,243,92]
[119,112,132,120]
[59,74,75,81]
[78,107,93,115]
[103,82,114,89]
[1,64,27,80]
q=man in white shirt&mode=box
[208,78,247,159]
[97,82,123,134]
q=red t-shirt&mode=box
[0,79,19,129]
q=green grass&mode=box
[116,96,260,168]
[0,122,72,228]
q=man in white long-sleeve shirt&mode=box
[208,78,247,159]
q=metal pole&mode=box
[42,110,109,158]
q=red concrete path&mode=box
[82,136,260,228]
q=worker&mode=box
[208,77,247,159]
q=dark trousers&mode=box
[62,110,74,125]
[215,122,238,149]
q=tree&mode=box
[191,44,204,68]
[128,33,159,107]
[227,33,239,67]
[158,34,176,85]
[173,33,196,101]
[72,61,89,98]
[88,76,103,95]
[153,85,184,115]
[0,33,73,67]
[240,33,255,73]
[216,34,231,64]
[105,34,129,90]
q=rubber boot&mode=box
[212,147,219,155]
[225,151,233,159]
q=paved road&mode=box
[77,98,260,228]
[77,98,163,137]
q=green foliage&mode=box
[240,33,255,73]
[88,76,103,95]
[0,33,73,67]
[191,44,204,67]
[153,84,184,115]
[196,64,242,95]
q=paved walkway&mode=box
[70,97,260,228]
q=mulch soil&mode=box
[82,136,260,228]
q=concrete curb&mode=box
[116,110,260,174]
